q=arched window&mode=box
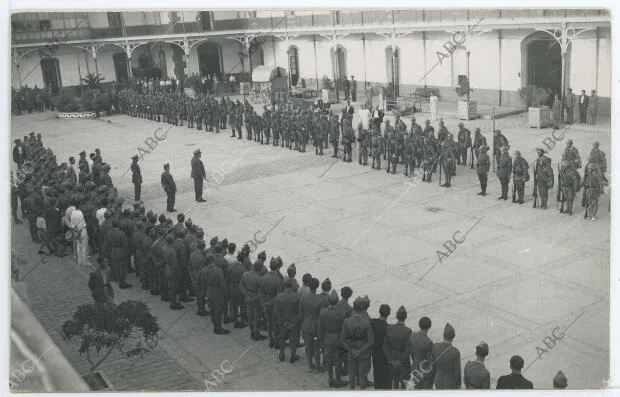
[288,46,299,87]
[40,58,61,95]
[138,53,152,69]
[159,50,167,77]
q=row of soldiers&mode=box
[11,86,54,115]
[12,133,576,391]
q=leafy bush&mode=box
[321,75,333,90]
[81,73,105,90]
[62,301,160,374]
[53,92,79,112]
[455,76,473,99]
[519,85,552,107]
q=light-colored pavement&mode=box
[11,108,610,390]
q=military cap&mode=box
[258,250,267,261]
[439,120,445,125]
[276,256,283,268]
[14,139,21,144]
[553,371,567,388]
[164,163,170,169]
[443,322,456,339]
[210,236,219,245]
[131,154,139,160]
[220,238,228,249]
[214,244,223,253]
[97,185,108,193]
[287,262,296,275]
[193,149,201,155]
[424,119,430,124]
[321,278,332,291]
[396,305,407,319]
[593,141,600,148]
[515,150,522,156]
[328,289,339,304]
[101,163,111,171]
[476,341,489,357]
[269,257,278,269]
[353,297,365,311]
[205,254,215,264]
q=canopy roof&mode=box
[252,66,287,82]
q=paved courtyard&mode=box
[10,106,610,391]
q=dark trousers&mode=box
[349,357,371,389]
[566,107,574,123]
[478,172,488,193]
[579,106,587,123]
[514,180,525,202]
[499,176,510,198]
[166,191,176,211]
[134,183,141,201]
[193,178,204,201]
[302,331,321,369]
[264,304,279,344]
[351,90,357,102]
[247,301,261,332]
[279,324,300,358]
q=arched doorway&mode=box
[197,42,222,78]
[385,46,401,98]
[40,58,61,95]
[521,31,568,102]
[138,53,152,69]
[288,46,300,87]
[113,52,129,84]
[331,45,347,99]
[250,44,264,73]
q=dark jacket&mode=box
[88,269,114,304]
[496,373,533,389]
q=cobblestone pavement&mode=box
[11,111,611,391]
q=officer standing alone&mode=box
[191,149,207,202]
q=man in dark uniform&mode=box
[512,151,529,204]
[370,304,391,389]
[299,277,325,373]
[457,122,472,166]
[318,289,348,388]
[342,125,354,162]
[240,261,268,341]
[130,155,142,201]
[476,145,490,196]
[260,258,284,348]
[161,163,176,212]
[229,252,248,328]
[421,136,437,183]
[104,218,132,289]
[383,306,412,389]
[189,240,208,316]
[408,316,433,389]
[13,139,24,171]
[560,160,581,215]
[274,278,302,363]
[496,355,533,389]
[341,297,374,390]
[584,163,601,220]
[562,139,582,170]
[191,149,207,202]
[497,146,512,200]
[431,323,461,389]
[199,254,231,334]
[472,128,486,164]
[535,156,554,210]
[493,129,509,168]
[330,112,340,158]
[440,134,457,188]
[173,229,194,303]
[464,342,491,389]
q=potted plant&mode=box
[519,85,552,129]
[456,76,477,120]
[61,301,161,391]
[81,73,105,95]
[321,75,336,104]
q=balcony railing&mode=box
[12,9,610,45]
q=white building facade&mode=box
[11,10,611,115]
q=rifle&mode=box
[512,181,516,202]
[556,163,564,213]
[438,156,443,186]
[532,164,538,208]
[469,146,475,169]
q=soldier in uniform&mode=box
[245,107,253,140]
[260,258,284,348]
[104,218,132,289]
[229,252,248,328]
[189,240,208,316]
[423,119,435,139]
[318,289,349,388]
[493,129,509,168]
[403,136,415,177]
[535,156,554,210]
[315,118,325,155]
[199,254,231,334]
[463,342,491,389]
[330,113,340,158]
[191,149,207,203]
[357,124,367,165]
[561,139,582,170]
[512,151,529,204]
[421,136,437,183]
[497,146,512,200]
[342,125,354,162]
[476,145,490,196]
[439,134,457,187]
[196,99,203,131]
[130,155,142,202]
[235,100,244,139]
[383,306,412,389]
[559,160,581,215]
[583,161,602,221]
[161,163,176,212]
[589,141,607,183]
[341,297,374,390]
[431,323,461,389]
[264,110,272,145]
[457,123,472,166]
[469,128,485,162]
[162,234,183,310]
[437,120,449,142]
[274,278,301,363]
[299,277,325,373]
[371,130,382,170]
[408,316,434,389]
[240,261,268,341]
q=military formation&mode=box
[11,128,590,391]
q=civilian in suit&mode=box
[564,88,575,124]
[88,256,114,305]
[345,101,354,116]
[464,342,491,389]
[589,89,599,125]
[578,89,589,123]
[383,306,412,389]
[496,355,533,389]
[191,149,207,202]
[372,106,385,130]
[370,304,391,389]
[408,316,434,389]
[431,323,461,389]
